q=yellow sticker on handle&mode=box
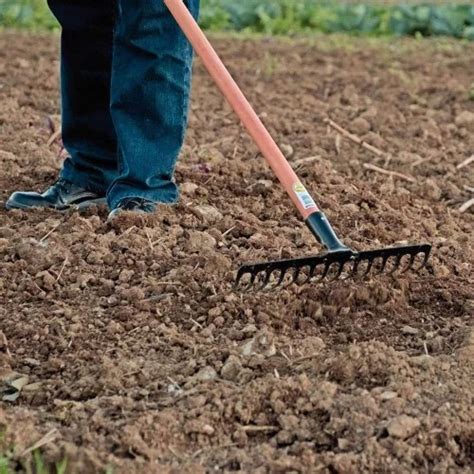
[293,183,317,210]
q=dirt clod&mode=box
[194,366,218,382]
[455,110,474,131]
[386,415,421,439]
[351,117,371,135]
[193,204,223,224]
[185,230,217,252]
[220,355,243,381]
[401,325,419,336]
[181,182,199,195]
[241,331,277,358]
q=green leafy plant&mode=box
[389,4,474,38]
[0,0,58,29]
[55,458,68,474]
[0,457,10,474]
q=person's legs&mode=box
[51,0,118,194]
[5,1,118,211]
[107,0,199,210]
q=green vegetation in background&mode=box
[0,0,56,29]
[200,1,474,39]
[0,0,473,39]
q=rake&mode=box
[164,0,432,291]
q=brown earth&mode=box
[0,31,473,473]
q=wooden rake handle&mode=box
[164,0,320,219]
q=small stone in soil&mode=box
[351,117,371,135]
[386,415,420,439]
[185,231,217,253]
[184,419,215,436]
[220,355,242,381]
[181,182,198,195]
[253,180,273,193]
[380,391,398,401]
[280,143,294,158]
[194,366,217,382]
[193,204,223,224]
[241,331,276,358]
[455,110,474,131]
[401,325,419,336]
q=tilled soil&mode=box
[0,32,473,473]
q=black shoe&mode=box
[5,178,106,211]
[108,197,157,220]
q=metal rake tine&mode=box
[249,271,259,290]
[281,266,301,288]
[334,260,347,280]
[376,255,390,275]
[305,262,321,282]
[252,269,271,291]
[321,261,332,280]
[234,270,245,290]
[339,258,355,280]
[352,256,374,278]
[293,266,308,285]
[236,272,252,292]
[350,256,370,278]
[351,258,361,277]
[275,267,288,287]
[293,264,315,285]
[365,257,376,277]
[237,270,257,292]
[308,264,318,282]
[262,268,285,291]
[317,261,331,281]
[327,261,345,281]
[419,249,431,270]
[299,264,316,285]
[401,252,417,274]
[260,267,284,291]
[290,266,301,285]
[388,253,404,275]
[412,249,431,272]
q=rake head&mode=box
[235,243,431,291]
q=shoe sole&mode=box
[5,197,107,212]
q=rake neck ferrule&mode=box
[306,211,349,252]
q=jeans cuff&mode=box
[60,162,109,195]
[107,182,179,209]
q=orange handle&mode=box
[164,0,319,219]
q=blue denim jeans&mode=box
[48,0,200,208]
